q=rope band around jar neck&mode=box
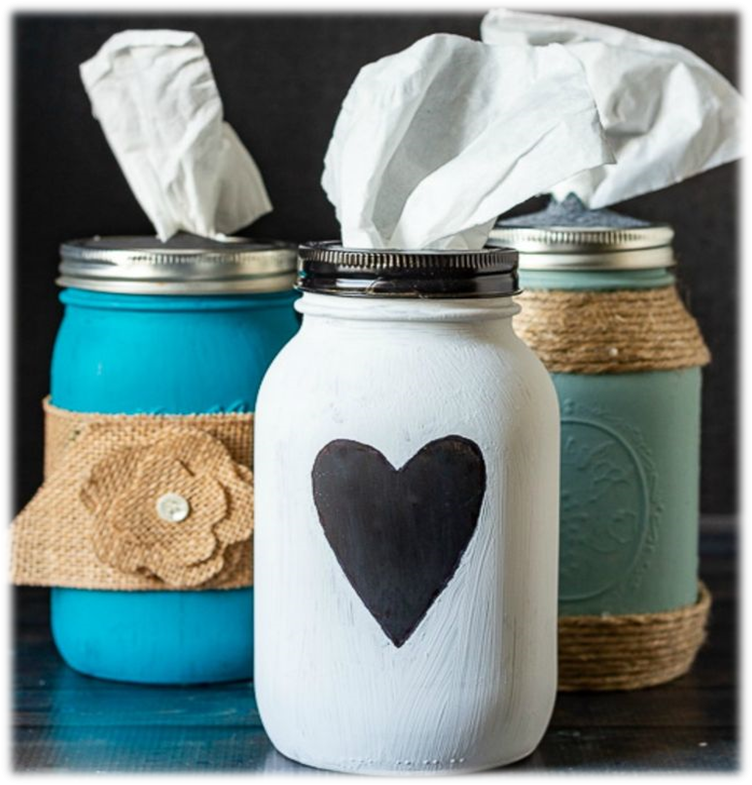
[514,285,710,374]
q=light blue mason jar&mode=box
[49,235,298,684]
[489,199,710,689]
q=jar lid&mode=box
[58,234,298,295]
[297,242,519,298]
[488,196,675,271]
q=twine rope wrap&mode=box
[518,284,712,689]
[558,582,711,691]
[514,285,711,374]
[11,399,254,591]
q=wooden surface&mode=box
[13,518,737,773]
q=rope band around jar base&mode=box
[11,399,255,591]
[558,582,711,691]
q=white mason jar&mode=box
[254,243,560,775]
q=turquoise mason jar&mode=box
[489,201,710,689]
[49,235,298,684]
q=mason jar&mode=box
[254,243,560,774]
[48,234,298,684]
[489,206,711,690]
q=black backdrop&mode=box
[13,11,739,515]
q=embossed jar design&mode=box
[13,235,298,684]
[254,243,560,774]
[489,203,711,691]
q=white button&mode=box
[156,492,190,522]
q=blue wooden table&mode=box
[13,519,737,773]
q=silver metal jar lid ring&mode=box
[489,197,676,272]
[58,233,298,295]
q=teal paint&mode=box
[50,287,299,684]
[554,369,700,615]
[51,587,255,684]
[520,268,702,616]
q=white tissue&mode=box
[322,33,613,250]
[80,30,272,241]
[481,9,744,208]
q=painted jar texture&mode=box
[48,235,298,684]
[520,268,701,616]
[254,244,560,774]
[490,202,711,690]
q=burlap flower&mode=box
[80,427,253,587]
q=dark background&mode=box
[13,11,739,516]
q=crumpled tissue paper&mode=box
[481,9,744,208]
[80,29,272,241]
[322,33,614,250]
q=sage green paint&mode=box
[520,268,702,616]
[520,267,675,291]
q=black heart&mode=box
[312,436,486,647]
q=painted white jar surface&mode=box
[254,244,560,775]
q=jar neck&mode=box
[519,266,676,292]
[295,292,520,323]
[59,287,298,312]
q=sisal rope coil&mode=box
[558,582,711,691]
[11,399,255,591]
[514,286,711,374]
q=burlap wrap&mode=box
[11,399,254,591]
[514,285,711,374]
